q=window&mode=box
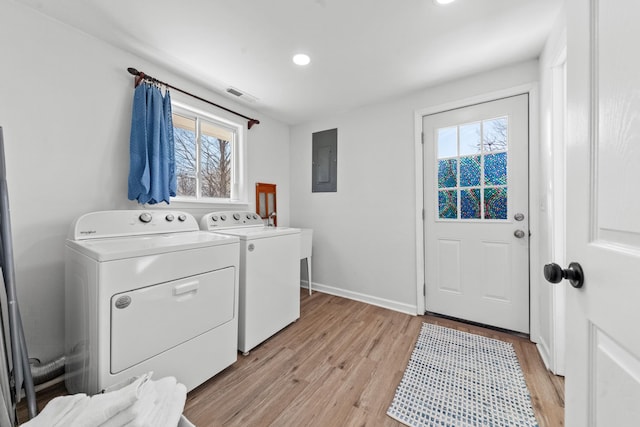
[171,103,244,203]
[436,116,508,220]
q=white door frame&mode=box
[548,44,568,375]
[414,83,541,342]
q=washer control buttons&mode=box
[177,214,187,222]
[220,215,227,221]
[211,215,219,222]
[165,214,175,222]
[233,213,241,221]
[139,213,152,223]
[253,214,259,220]
[246,214,253,220]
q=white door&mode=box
[562,0,640,425]
[423,94,530,333]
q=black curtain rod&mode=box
[127,67,260,129]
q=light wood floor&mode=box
[183,290,564,426]
[18,290,564,426]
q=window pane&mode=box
[438,159,457,188]
[461,189,481,219]
[484,152,507,186]
[437,127,457,159]
[173,114,197,197]
[438,190,457,219]
[483,117,508,152]
[267,193,275,214]
[259,193,266,217]
[200,130,231,199]
[459,155,480,187]
[459,122,481,155]
[484,187,507,219]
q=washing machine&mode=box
[199,211,300,354]
[65,210,240,395]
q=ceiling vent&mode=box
[226,87,258,103]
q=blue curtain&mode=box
[128,83,176,204]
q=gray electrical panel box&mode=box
[312,128,337,193]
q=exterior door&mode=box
[564,0,640,425]
[423,94,530,333]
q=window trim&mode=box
[169,101,248,208]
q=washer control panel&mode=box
[200,211,264,230]
[69,210,199,240]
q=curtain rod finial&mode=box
[127,67,140,76]
[248,119,260,129]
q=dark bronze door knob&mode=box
[544,262,584,288]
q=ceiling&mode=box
[17,0,563,125]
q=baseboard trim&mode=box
[301,282,418,316]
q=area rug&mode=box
[387,323,538,427]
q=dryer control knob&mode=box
[139,213,152,223]
[211,215,219,222]
[165,214,175,222]
[220,215,227,221]
[246,214,252,220]
[233,213,241,220]
[177,214,187,222]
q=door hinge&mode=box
[423,283,426,296]
[422,209,425,220]
[421,132,424,145]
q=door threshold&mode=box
[423,311,530,340]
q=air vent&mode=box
[226,87,243,97]
[226,87,258,103]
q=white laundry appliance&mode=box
[65,210,240,395]
[199,211,300,355]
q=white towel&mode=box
[145,377,186,427]
[20,373,151,427]
[104,379,157,427]
[68,373,150,427]
[20,372,188,427]
[21,393,86,427]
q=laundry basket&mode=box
[179,414,195,427]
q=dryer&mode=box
[65,210,239,395]
[200,211,300,355]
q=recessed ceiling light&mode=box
[293,54,311,66]
[435,0,455,4]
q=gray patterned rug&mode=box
[387,323,539,427]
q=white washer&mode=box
[65,210,240,395]
[200,211,300,354]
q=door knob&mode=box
[544,262,584,288]
[514,229,525,238]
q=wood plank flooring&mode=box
[18,290,564,426]
[183,290,564,426]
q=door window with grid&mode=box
[436,117,508,220]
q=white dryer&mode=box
[200,211,300,354]
[65,210,239,395]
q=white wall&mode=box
[290,60,540,314]
[536,7,567,375]
[0,1,291,361]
